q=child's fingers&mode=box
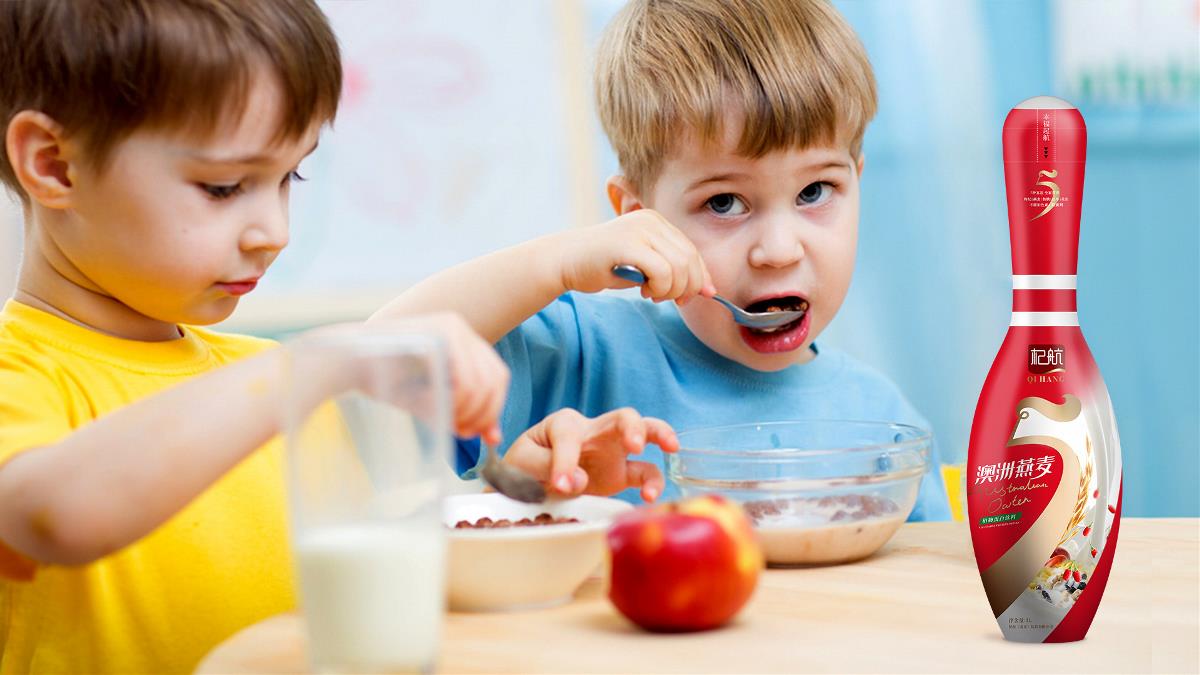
[482,425,502,448]
[545,410,587,493]
[589,407,646,454]
[653,227,707,304]
[700,258,716,297]
[666,233,713,301]
[643,417,680,453]
[649,215,707,296]
[450,357,490,437]
[447,323,508,441]
[672,247,704,305]
[616,409,647,454]
[428,317,483,434]
[643,235,691,303]
[641,227,707,304]
[674,251,708,306]
[476,347,509,440]
[500,431,552,481]
[651,219,715,298]
[688,247,713,300]
[634,251,676,301]
[665,245,697,303]
[571,467,588,495]
[625,461,666,502]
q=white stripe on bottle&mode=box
[1011,311,1079,326]
[1012,275,1077,290]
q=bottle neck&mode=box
[1011,274,1078,326]
[1003,107,1086,278]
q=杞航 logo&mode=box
[1028,344,1065,374]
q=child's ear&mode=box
[5,110,75,210]
[855,154,866,176]
[605,175,645,216]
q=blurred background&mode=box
[0,0,1195,517]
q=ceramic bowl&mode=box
[444,493,632,611]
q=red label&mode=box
[967,325,1098,571]
[967,443,1063,566]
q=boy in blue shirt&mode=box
[379,0,950,519]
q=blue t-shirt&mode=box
[457,292,950,521]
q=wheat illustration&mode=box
[1058,435,1094,547]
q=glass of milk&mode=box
[283,330,450,674]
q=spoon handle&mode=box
[611,264,646,285]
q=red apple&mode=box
[606,494,763,632]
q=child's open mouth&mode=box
[737,296,811,354]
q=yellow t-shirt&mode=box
[0,300,295,674]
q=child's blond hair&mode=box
[0,0,342,202]
[595,0,877,193]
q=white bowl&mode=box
[444,493,632,611]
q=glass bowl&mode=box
[667,420,930,566]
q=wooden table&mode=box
[197,519,1198,674]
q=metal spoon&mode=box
[611,264,806,329]
[480,444,546,503]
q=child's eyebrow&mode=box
[802,160,853,174]
[686,160,851,192]
[686,172,751,191]
[184,141,320,166]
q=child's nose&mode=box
[241,200,290,252]
[748,218,804,269]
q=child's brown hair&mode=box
[595,0,877,193]
[0,0,342,201]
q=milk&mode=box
[295,521,446,673]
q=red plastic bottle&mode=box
[967,96,1122,643]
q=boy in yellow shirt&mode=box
[0,2,673,672]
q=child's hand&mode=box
[320,313,509,445]
[501,407,679,502]
[557,210,716,305]
[384,313,509,446]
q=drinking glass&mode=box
[283,330,449,673]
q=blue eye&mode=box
[200,183,242,200]
[285,170,307,184]
[705,193,747,216]
[797,182,833,205]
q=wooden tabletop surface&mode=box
[197,518,1199,674]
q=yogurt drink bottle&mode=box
[967,96,1122,643]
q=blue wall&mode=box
[826,0,1199,516]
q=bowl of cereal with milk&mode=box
[667,421,930,566]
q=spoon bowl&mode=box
[480,445,546,503]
